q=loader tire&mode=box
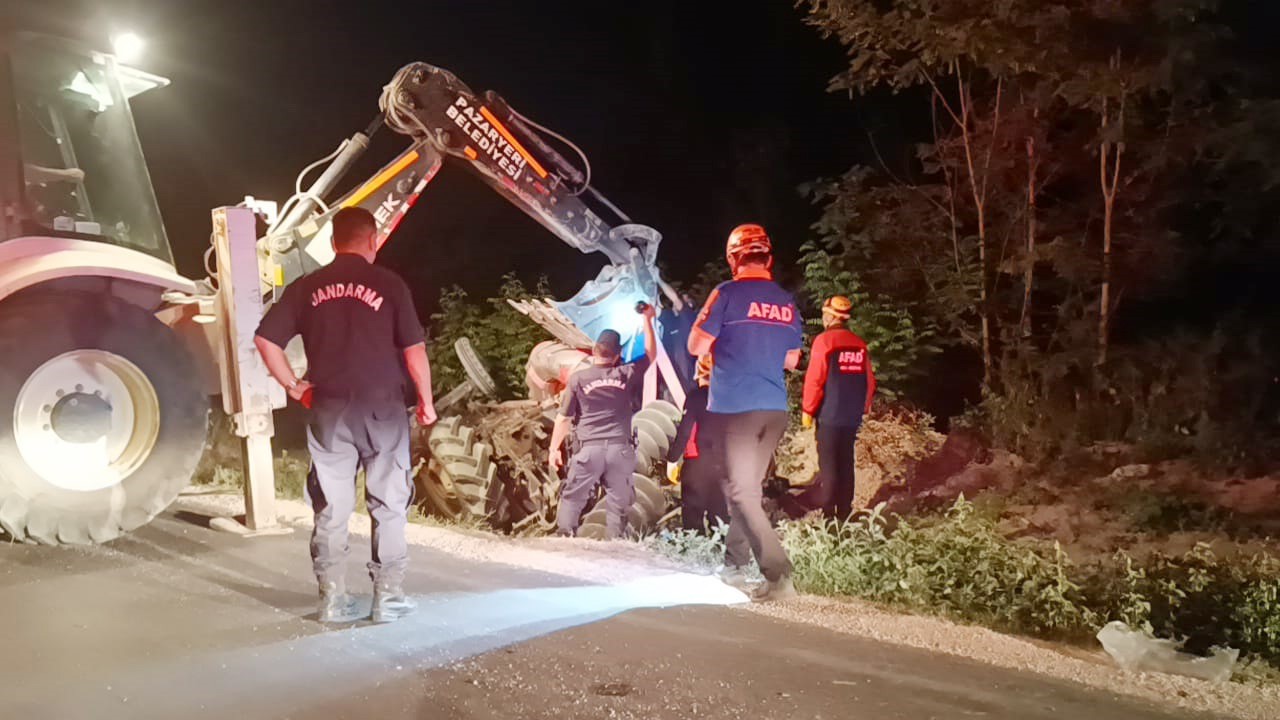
[0,292,209,544]
[575,401,680,539]
[419,416,497,521]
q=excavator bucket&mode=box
[554,265,653,361]
[551,224,664,362]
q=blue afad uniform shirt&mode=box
[693,274,803,414]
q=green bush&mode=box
[781,501,1095,638]
[652,498,1280,672]
[971,325,1280,471]
[427,274,551,399]
[1087,545,1280,665]
[797,239,940,399]
[647,522,734,573]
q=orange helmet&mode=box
[726,224,772,272]
[695,353,713,387]
[822,295,852,320]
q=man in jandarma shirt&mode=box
[548,304,658,539]
[689,223,803,602]
[255,207,437,624]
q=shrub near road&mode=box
[656,499,1280,679]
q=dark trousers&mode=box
[681,453,729,534]
[705,410,791,581]
[558,438,637,538]
[812,423,860,520]
[305,397,413,587]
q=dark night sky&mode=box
[11,0,882,316]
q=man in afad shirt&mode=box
[689,223,803,602]
[801,295,877,520]
[548,304,658,538]
[254,207,437,624]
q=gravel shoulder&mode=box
[178,491,1280,720]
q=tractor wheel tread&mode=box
[634,409,678,440]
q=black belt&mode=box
[311,389,406,404]
[577,436,635,447]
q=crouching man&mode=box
[548,304,658,538]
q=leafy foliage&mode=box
[797,234,941,398]
[783,500,1094,637]
[653,498,1280,669]
[647,521,735,573]
[427,274,550,399]
[1088,545,1280,664]
[797,0,1280,464]
[974,323,1280,469]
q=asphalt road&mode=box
[0,508,1221,720]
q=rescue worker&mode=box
[801,295,877,520]
[547,304,658,538]
[658,291,698,391]
[254,207,436,624]
[666,354,729,533]
[689,223,804,602]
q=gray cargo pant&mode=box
[705,410,792,582]
[558,438,636,538]
[305,396,413,587]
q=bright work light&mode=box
[111,32,145,63]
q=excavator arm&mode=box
[260,62,668,358]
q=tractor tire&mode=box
[455,337,497,397]
[419,416,497,521]
[633,472,666,517]
[575,401,681,539]
[645,399,683,425]
[632,401,680,469]
[576,496,654,541]
[0,292,209,544]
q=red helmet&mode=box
[726,224,772,272]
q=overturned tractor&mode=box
[413,337,682,537]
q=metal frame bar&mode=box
[211,206,284,531]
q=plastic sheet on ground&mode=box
[1096,620,1238,684]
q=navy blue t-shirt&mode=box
[256,254,424,401]
[559,357,651,442]
[692,273,803,414]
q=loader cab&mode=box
[0,32,173,264]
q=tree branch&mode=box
[920,64,962,126]
[933,92,963,274]
[980,76,1003,203]
[865,129,952,219]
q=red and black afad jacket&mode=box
[802,328,876,428]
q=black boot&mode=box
[317,580,362,623]
[371,583,417,623]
